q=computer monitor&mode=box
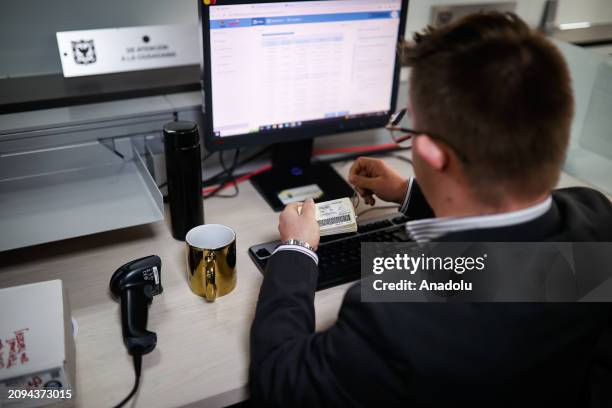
[199,0,407,210]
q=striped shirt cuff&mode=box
[272,244,319,265]
[399,176,415,214]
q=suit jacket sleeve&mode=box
[249,250,409,407]
[400,177,435,220]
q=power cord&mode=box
[202,146,270,188]
[357,205,400,218]
[113,353,142,408]
[203,149,241,200]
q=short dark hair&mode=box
[404,12,574,203]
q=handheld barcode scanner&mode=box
[109,255,163,407]
[110,255,163,355]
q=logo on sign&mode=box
[71,39,97,65]
[203,0,217,5]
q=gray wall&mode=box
[0,0,197,78]
[557,0,612,26]
[405,0,547,37]
[405,0,612,38]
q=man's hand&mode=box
[278,198,320,250]
[349,157,408,206]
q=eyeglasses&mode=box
[385,108,416,145]
[385,108,469,163]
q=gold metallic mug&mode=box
[186,224,237,302]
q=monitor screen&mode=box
[201,0,405,148]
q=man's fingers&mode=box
[284,202,300,211]
[282,203,300,216]
[349,156,380,178]
[349,174,379,191]
[301,198,316,219]
[348,158,363,178]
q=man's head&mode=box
[403,12,574,212]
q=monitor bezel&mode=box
[199,0,409,151]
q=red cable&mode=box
[202,143,400,196]
[313,143,398,155]
[202,164,271,195]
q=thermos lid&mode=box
[163,121,200,149]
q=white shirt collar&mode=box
[405,196,553,243]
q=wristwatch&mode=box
[280,239,316,252]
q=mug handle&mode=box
[204,253,217,301]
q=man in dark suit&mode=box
[249,12,612,407]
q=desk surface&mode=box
[0,153,603,408]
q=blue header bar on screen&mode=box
[210,11,398,29]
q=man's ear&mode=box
[413,135,448,171]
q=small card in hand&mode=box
[298,197,357,236]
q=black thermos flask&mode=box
[163,121,204,240]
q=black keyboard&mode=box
[248,213,412,290]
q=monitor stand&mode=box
[250,139,355,211]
